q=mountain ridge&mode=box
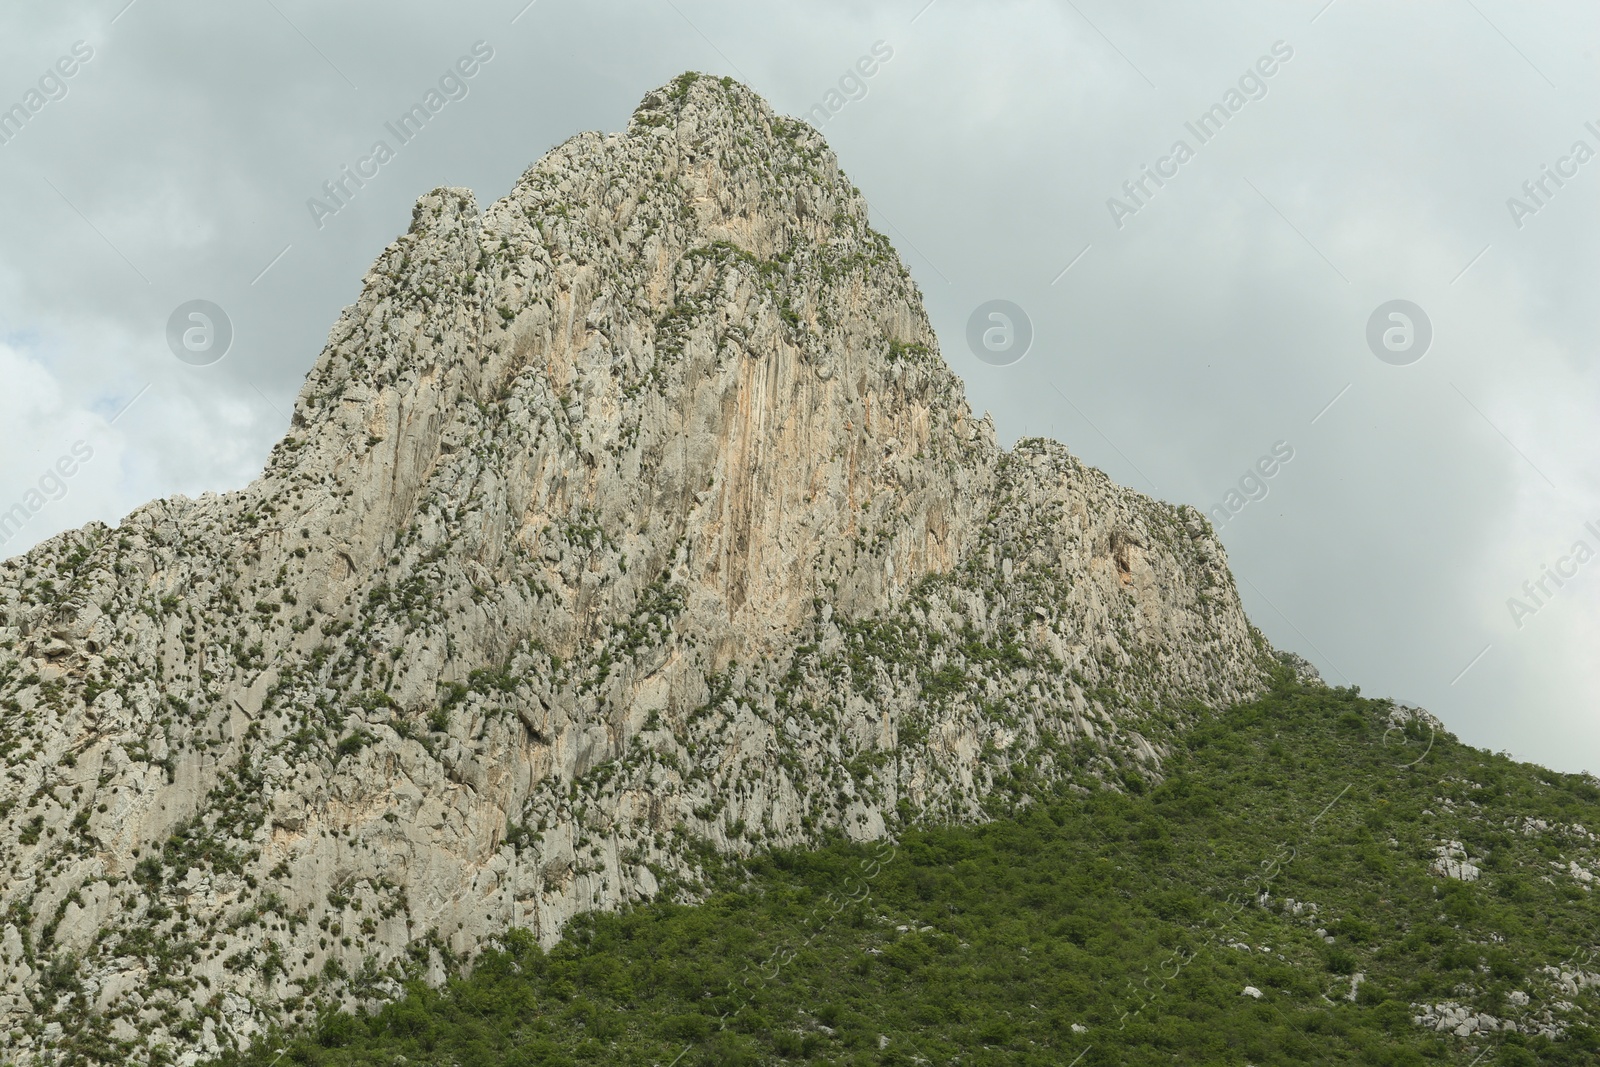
[1,72,1270,1064]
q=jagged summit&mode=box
[263,69,980,659]
[287,69,946,451]
[0,74,1269,1063]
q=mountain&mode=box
[0,73,1275,1064]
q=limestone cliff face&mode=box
[0,74,1270,1063]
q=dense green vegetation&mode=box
[218,675,1600,1065]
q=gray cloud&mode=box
[1,0,1596,771]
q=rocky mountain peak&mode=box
[251,70,992,671]
[0,74,1269,1064]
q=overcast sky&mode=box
[2,0,1596,774]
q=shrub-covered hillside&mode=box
[215,675,1600,1066]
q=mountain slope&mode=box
[217,677,1600,1067]
[0,73,1269,1063]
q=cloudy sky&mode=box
[2,0,1596,773]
